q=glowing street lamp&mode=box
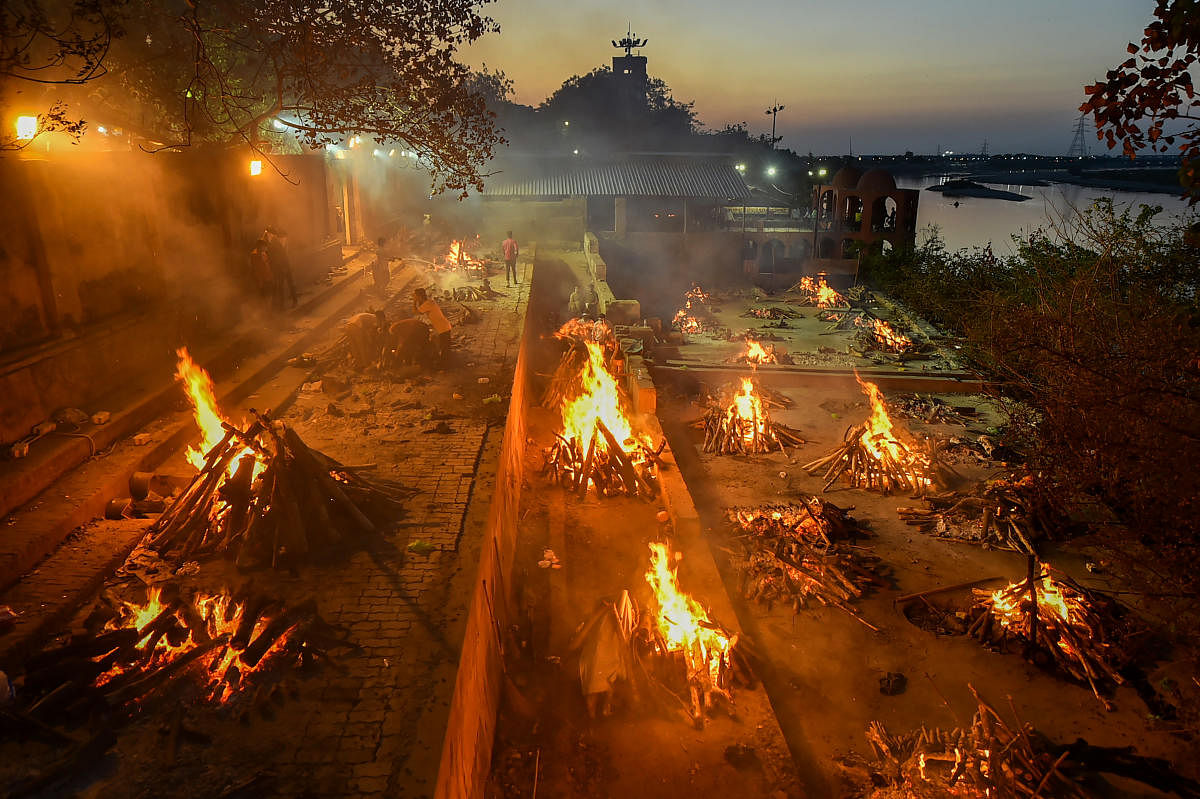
[818,167,827,177]
[736,163,746,173]
[249,159,263,176]
[16,116,37,140]
[766,166,777,177]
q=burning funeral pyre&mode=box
[897,472,1073,554]
[802,374,952,495]
[671,283,715,336]
[696,377,804,455]
[572,544,747,727]
[541,317,617,410]
[854,314,915,354]
[439,239,488,277]
[151,350,408,569]
[726,499,887,628]
[848,685,1200,799]
[9,583,356,737]
[965,562,1131,708]
[731,339,794,366]
[789,274,848,309]
[542,334,660,498]
[741,305,803,321]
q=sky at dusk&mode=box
[463,0,1156,156]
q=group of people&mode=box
[248,228,298,309]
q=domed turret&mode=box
[831,166,862,188]
[856,168,897,193]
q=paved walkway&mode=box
[0,259,533,799]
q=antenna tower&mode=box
[1067,114,1092,159]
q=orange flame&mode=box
[856,316,913,352]
[176,348,226,471]
[645,543,734,688]
[989,569,1079,656]
[856,373,931,485]
[798,274,846,308]
[742,340,777,365]
[731,377,768,444]
[174,349,264,482]
[560,342,643,454]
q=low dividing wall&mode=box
[434,256,546,799]
[583,232,640,324]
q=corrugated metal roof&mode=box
[483,155,752,199]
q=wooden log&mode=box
[240,600,317,668]
[105,635,229,708]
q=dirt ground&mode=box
[653,374,1200,797]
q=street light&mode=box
[764,101,785,148]
[15,115,36,140]
[736,163,746,173]
[818,167,827,177]
[249,159,263,176]
[766,166,777,177]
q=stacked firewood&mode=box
[148,412,409,569]
[542,422,661,499]
[695,381,804,455]
[727,499,887,629]
[802,424,953,496]
[856,686,1095,798]
[965,562,1128,708]
[541,340,589,410]
[741,306,802,320]
[7,585,356,731]
[897,472,1071,554]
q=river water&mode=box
[895,176,1193,253]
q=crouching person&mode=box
[382,317,432,371]
[413,287,452,366]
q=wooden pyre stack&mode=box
[965,562,1130,708]
[726,498,887,629]
[148,411,408,569]
[697,378,804,455]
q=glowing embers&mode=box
[671,282,714,336]
[854,315,914,353]
[698,377,804,455]
[739,339,777,365]
[966,564,1129,707]
[14,587,354,721]
[790,273,847,309]
[802,373,949,495]
[542,341,659,498]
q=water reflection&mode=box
[896,176,1191,253]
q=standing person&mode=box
[502,230,519,287]
[413,287,452,365]
[249,239,274,305]
[266,228,298,308]
[371,237,391,295]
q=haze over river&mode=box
[896,176,1193,253]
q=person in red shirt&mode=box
[502,231,519,286]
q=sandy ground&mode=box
[654,374,1199,797]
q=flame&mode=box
[856,316,913,352]
[175,348,265,483]
[742,340,777,365]
[176,348,227,471]
[988,569,1080,657]
[672,283,711,335]
[560,342,642,454]
[856,373,931,484]
[730,378,768,444]
[441,240,484,271]
[798,274,846,308]
[645,543,734,688]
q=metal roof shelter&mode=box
[483,154,752,200]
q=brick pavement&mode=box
[0,257,532,799]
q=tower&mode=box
[1067,114,1091,159]
[611,24,648,80]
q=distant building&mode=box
[809,166,919,275]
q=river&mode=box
[895,176,1193,253]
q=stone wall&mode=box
[0,151,339,445]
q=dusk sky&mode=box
[463,0,1155,156]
